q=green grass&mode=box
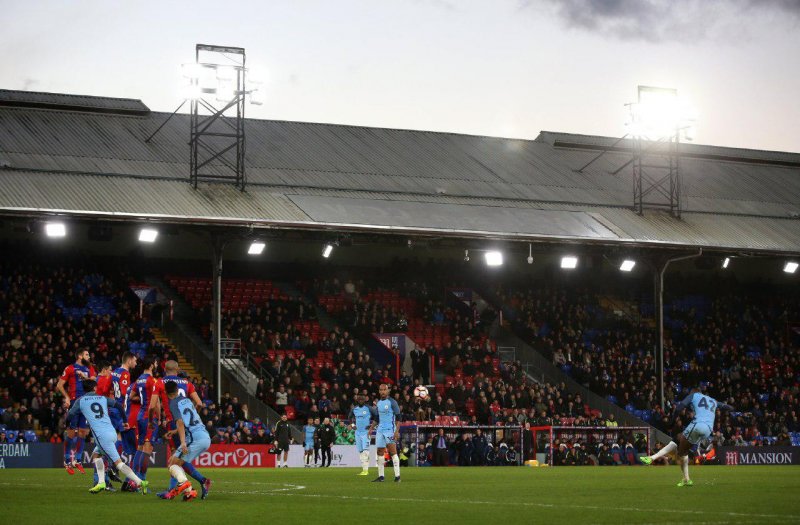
[2,466,799,524]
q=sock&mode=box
[378,457,385,478]
[360,451,369,471]
[392,454,400,478]
[117,462,142,485]
[75,436,85,463]
[64,435,73,463]
[169,477,178,490]
[680,455,690,480]
[651,441,677,460]
[132,451,142,477]
[170,464,188,484]
[94,458,105,484]
[182,463,206,483]
[140,452,150,479]
[277,456,282,468]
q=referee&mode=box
[275,413,291,468]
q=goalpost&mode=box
[531,426,652,466]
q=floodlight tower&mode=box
[628,86,694,219]
[184,44,256,191]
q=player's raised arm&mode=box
[718,402,735,411]
[674,392,694,412]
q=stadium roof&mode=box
[1,89,799,254]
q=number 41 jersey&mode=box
[168,396,209,444]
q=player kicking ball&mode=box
[162,381,212,501]
[640,387,733,486]
[372,384,401,483]
[66,379,148,494]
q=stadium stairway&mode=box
[145,275,304,442]
[150,327,201,379]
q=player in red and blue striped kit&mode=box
[56,349,96,475]
[149,360,212,499]
[129,357,158,485]
[112,352,138,457]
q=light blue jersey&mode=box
[169,396,210,444]
[303,425,316,450]
[375,397,400,449]
[169,396,211,463]
[349,404,375,453]
[676,391,732,445]
[67,393,121,462]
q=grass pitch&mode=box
[1,466,799,524]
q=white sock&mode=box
[651,441,677,460]
[93,458,105,483]
[278,457,282,468]
[680,455,690,480]
[360,451,369,471]
[392,454,400,478]
[378,456,385,478]
[170,464,188,483]
[117,462,143,485]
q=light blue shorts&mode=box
[304,441,314,451]
[173,435,211,463]
[355,431,370,453]
[682,421,712,445]
[375,429,395,449]
[93,431,121,463]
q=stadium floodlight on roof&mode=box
[45,222,66,238]
[138,228,158,243]
[322,243,334,258]
[722,257,730,269]
[561,256,578,269]
[784,262,799,274]
[248,241,265,255]
[485,251,503,267]
[620,260,636,272]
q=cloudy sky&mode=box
[2,0,799,151]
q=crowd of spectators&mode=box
[498,276,800,445]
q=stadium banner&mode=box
[371,333,405,370]
[0,442,169,469]
[193,444,276,468]
[285,444,379,468]
[0,443,61,468]
[719,447,799,466]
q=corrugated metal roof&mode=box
[0,90,799,254]
[0,89,149,115]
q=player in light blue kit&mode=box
[66,379,148,494]
[641,387,733,486]
[303,418,317,467]
[163,380,212,501]
[349,394,375,476]
[372,384,401,483]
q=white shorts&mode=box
[682,421,712,445]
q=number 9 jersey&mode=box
[66,393,123,462]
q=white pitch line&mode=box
[212,489,800,522]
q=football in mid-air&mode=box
[413,385,429,399]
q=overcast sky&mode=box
[2,0,799,152]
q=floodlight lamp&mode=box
[248,242,265,255]
[722,257,730,269]
[45,222,66,238]
[561,256,578,269]
[485,251,503,267]
[620,260,636,272]
[215,65,236,81]
[629,86,695,139]
[215,79,235,102]
[527,244,533,264]
[322,244,334,258]
[464,249,470,262]
[181,83,202,100]
[784,261,799,274]
[138,228,158,243]
[181,63,202,80]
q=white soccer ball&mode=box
[413,385,429,399]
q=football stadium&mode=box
[2,5,800,525]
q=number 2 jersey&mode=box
[168,396,209,444]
